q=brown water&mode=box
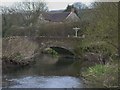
[2,54,85,88]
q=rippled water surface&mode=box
[3,54,85,88]
[8,76,83,88]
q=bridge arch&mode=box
[50,46,74,56]
[35,37,81,56]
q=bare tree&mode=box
[1,0,48,36]
[12,0,48,26]
[1,0,48,26]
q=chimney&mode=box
[71,5,75,13]
[71,8,75,13]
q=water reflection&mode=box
[2,54,83,88]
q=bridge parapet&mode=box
[34,36,83,55]
[3,36,83,55]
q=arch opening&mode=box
[50,46,74,56]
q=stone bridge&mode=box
[33,36,82,55]
[3,36,83,56]
[2,36,83,67]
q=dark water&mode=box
[2,54,85,88]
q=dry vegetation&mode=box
[2,36,39,61]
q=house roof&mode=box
[42,12,70,22]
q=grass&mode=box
[82,60,119,88]
[74,34,119,88]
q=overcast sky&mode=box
[0,0,119,10]
[0,0,95,10]
[45,0,94,10]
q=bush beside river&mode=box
[2,36,39,68]
[73,2,119,88]
[81,60,118,88]
[73,36,119,88]
[73,40,119,88]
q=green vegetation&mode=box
[43,48,59,57]
[74,40,117,59]
[73,2,119,88]
[82,61,118,88]
[1,1,119,88]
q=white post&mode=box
[73,27,80,37]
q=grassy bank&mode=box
[73,3,118,87]
[74,39,119,88]
[81,60,118,88]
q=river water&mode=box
[2,54,85,88]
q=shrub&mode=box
[43,48,58,57]
[82,62,118,88]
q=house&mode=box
[38,7,80,23]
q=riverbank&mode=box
[2,36,119,88]
[81,60,118,88]
[74,39,119,88]
[2,36,39,69]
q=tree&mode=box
[1,0,48,37]
[81,2,118,57]
[12,0,48,26]
[73,2,88,10]
[0,6,13,37]
[92,2,118,48]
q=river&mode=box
[2,54,85,88]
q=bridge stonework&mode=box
[34,37,82,53]
[3,36,82,55]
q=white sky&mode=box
[0,0,95,10]
[45,0,94,10]
[0,0,119,10]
